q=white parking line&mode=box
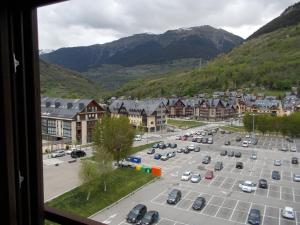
[262,204,267,225]
[245,202,253,224]
[279,208,281,225]
[229,200,239,221]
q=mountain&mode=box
[39,60,102,99]
[115,21,300,98]
[40,25,243,72]
[248,2,300,39]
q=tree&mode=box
[93,115,135,166]
[79,160,99,201]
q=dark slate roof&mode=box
[109,99,166,116]
[41,97,93,119]
[253,99,281,109]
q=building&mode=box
[41,97,105,145]
[194,99,237,121]
[109,99,168,132]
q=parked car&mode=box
[183,148,190,154]
[160,154,168,161]
[286,137,294,143]
[224,141,231,145]
[202,137,208,144]
[51,150,65,158]
[154,153,161,160]
[228,151,234,157]
[194,146,200,152]
[134,135,142,141]
[236,136,242,142]
[239,181,257,193]
[236,162,243,169]
[220,150,227,156]
[177,148,184,153]
[205,170,214,179]
[234,152,242,158]
[137,211,159,225]
[167,151,176,158]
[152,143,159,148]
[258,179,268,189]
[250,152,257,160]
[207,137,213,144]
[281,146,288,152]
[187,144,195,151]
[272,171,281,180]
[290,145,297,152]
[202,155,211,164]
[293,174,300,182]
[274,160,282,166]
[170,143,177,148]
[220,130,225,134]
[167,189,181,204]
[147,148,155,154]
[181,171,192,181]
[126,204,147,224]
[252,138,258,145]
[71,149,86,158]
[191,173,201,183]
[158,143,167,149]
[281,207,295,220]
[65,147,77,155]
[292,157,299,164]
[192,197,206,210]
[247,209,261,225]
[214,161,223,171]
[242,141,249,147]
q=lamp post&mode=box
[250,113,255,173]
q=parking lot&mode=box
[91,127,300,225]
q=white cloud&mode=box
[37,0,299,49]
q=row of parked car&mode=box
[50,148,86,158]
[126,204,159,224]
[165,188,296,223]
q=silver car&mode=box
[191,173,201,183]
[51,150,65,158]
[293,174,300,182]
[274,160,282,166]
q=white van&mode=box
[134,135,142,141]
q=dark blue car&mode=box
[154,153,162,160]
[247,208,261,225]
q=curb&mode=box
[88,176,160,219]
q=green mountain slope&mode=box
[116,23,300,98]
[40,60,102,99]
[248,2,300,39]
[84,58,204,90]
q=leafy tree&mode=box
[79,160,99,200]
[93,115,135,166]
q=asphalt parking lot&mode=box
[91,127,300,225]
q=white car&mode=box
[281,207,295,220]
[274,160,282,166]
[181,171,192,181]
[245,134,250,138]
[239,181,257,193]
[290,146,297,152]
[51,150,65,158]
[134,135,142,141]
[187,144,195,151]
[175,135,181,140]
[293,174,300,182]
[65,147,77,155]
[242,141,249,147]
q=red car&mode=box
[205,170,214,179]
[180,136,187,141]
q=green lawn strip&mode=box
[222,125,246,133]
[46,168,156,219]
[129,142,158,155]
[82,142,158,161]
[167,119,206,128]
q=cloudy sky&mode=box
[37,0,298,50]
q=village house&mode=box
[109,99,168,132]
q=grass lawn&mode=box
[167,118,206,128]
[129,142,158,154]
[46,168,157,220]
[222,125,246,133]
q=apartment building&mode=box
[41,97,105,145]
[109,99,168,132]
